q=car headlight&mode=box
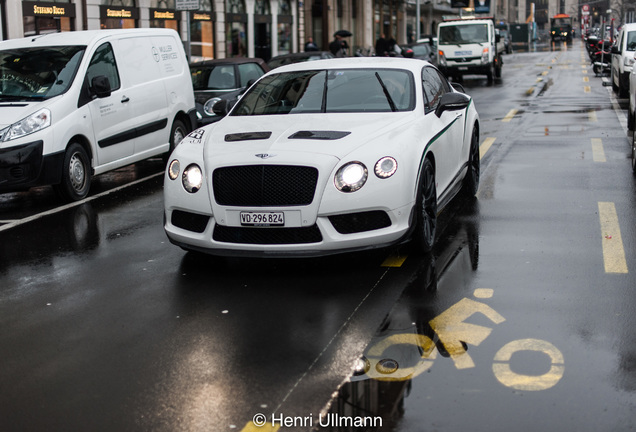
[374,156,397,178]
[4,108,51,141]
[168,159,180,180]
[203,97,222,116]
[182,164,203,193]
[335,162,367,192]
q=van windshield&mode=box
[439,24,489,44]
[0,45,85,101]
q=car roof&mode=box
[270,51,331,59]
[0,28,179,49]
[268,56,431,75]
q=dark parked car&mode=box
[190,58,269,126]
[403,41,437,64]
[267,51,334,69]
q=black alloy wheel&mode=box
[414,158,437,253]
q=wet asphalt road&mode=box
[1,39,635,432]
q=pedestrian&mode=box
[329,34,348,57]
[375,33,390,56]
[305,37,319,52]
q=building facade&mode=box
[1,0,635,56]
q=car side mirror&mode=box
[212,99,229,117]
[435,92,470,118]
[611,45,620,54]
[90,75,111,98]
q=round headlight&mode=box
[182,164,203,193]
[203,97,222,116]
[375,156,398,178]
[335,162,368,192]
[168,159,180,180]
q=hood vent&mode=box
[288,130,351,140]
[225,132,272,142]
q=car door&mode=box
[421,66,465,199]
[84,41,135,167]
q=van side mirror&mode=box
[435,92,470,118]
[91,75,111,98]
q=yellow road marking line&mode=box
[584,86,591,93]
[583,76,589,82]
[241,422,280,432]
[598,202,628,274]
[588,109,597,122]
[502,109,517,122]
[582,69,588,74]
[526,87,534,95]
[480,137,496,159]
[592,138,606,162]
[381,254,408,267]
[541,71,549,76]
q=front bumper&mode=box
[0,140,64,192]
[441,62,491,76]
[164,204,415,257]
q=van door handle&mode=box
[121,96,130,103]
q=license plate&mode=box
[458,66,468,70]
[240,212,285,226]
[455,50,472,56]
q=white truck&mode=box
[437,18,504,82]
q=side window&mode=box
[86,42,121,91]
[208,65,236,89]
[421,67,447,114]
[238,63,266,87]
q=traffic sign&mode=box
[176,0,200,11]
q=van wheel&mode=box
[54,143,91,202]
[167,119,187,159]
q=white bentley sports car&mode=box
[164,57,480,257]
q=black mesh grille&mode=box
[213,224,322,244]
[212,165,318,206]
[171,210,210,233]
[329,211,392,234]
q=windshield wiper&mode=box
[374,72,397,112]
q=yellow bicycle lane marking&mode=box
[598,202,628,274]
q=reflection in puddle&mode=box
[322,200,480,431]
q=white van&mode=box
[611,22,636,98]
[0,29,196,201]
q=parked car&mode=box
[190,58,269,126]
[611,22,636,98]
[0,29,196,201]
[267,51,334,69]
[164,57,481,257]
[403,41,437,64]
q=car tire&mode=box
[463,126,480,197]
[54,143,91,202]
[413,158,437,253]
[619,74,629,98]
[628,107,635,131]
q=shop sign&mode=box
[100,5,139,20]
[192,12,213,21]
[23,1,76,17]
[151,9,180,20]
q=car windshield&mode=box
[439,24,489,44]
[231,68,414,115]
[0,45,85,101]
[190,64,237,91]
